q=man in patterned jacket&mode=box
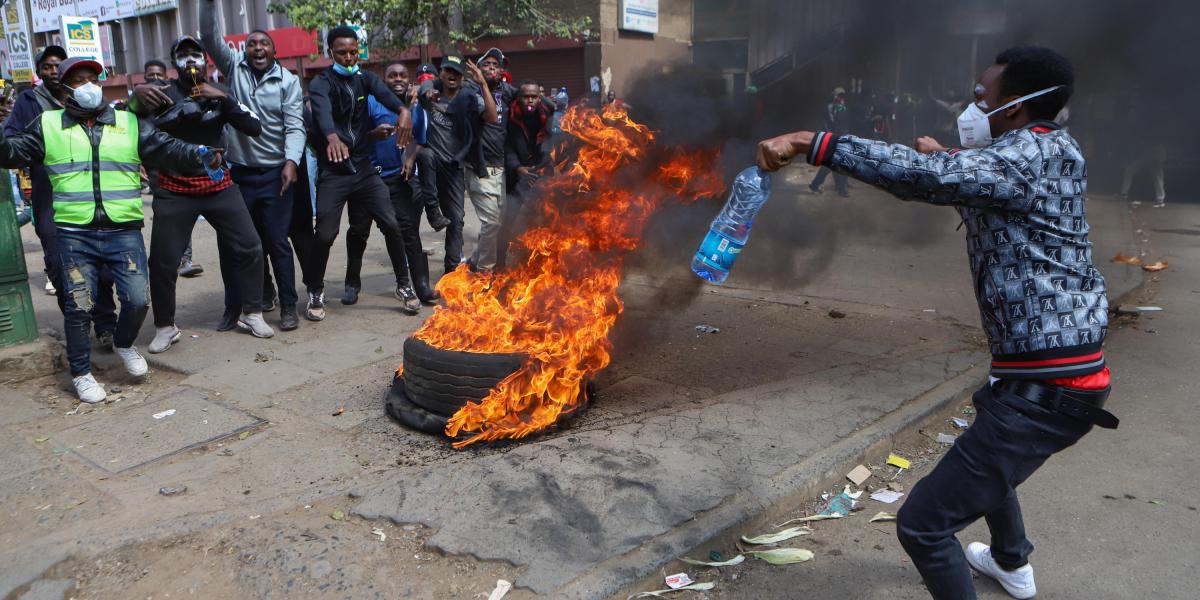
[757,47,1116,600]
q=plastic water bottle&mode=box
[691,166,772,284]
[196,145,224,182]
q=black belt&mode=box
[994,380,1119,429]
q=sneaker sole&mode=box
[236,321,276,339]
[305,311,325,322]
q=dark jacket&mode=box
[808,121,1108,381]
[4,85,64,224]
[131,78,261,176]
[308,68,405,174]
[0,106,205,229]
[505,99,551,192]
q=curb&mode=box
[555,362,989,600]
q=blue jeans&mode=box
[226,165,298,308]
[896,383,1093,599]
[57,228,150,376]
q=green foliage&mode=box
[267,0,592,53]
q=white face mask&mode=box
[70,82,104,110]
[956,85,1064,148]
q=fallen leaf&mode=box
[332,407,345,417]
[680,554,746,567]
[741,526,813,545]
[1111,252,1142,265]
[238,431,251,440]
[34,436,49,443]
[870,511,898,523]
[1142,261,1169,272]
[330,510,345,521]
[745,548,815,565]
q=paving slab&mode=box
[353,348,982,594]
[51,388,264,473]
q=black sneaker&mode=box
[341,285,361,305]
[262,294,278,312]
[279,305,299,331]
[216,307,239,332]
[395,285,421,315]
[178,261,204,278]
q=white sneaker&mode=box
[44,278,56,296]
[236,312,275,338]
[965,542,1037,599]
[114,346,149,377]
[148,326,182,354]
[72,373,107,404]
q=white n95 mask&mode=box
[70,82,105,110]
[957,85,1063,148]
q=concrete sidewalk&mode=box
[0,166,1141,599]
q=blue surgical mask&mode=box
[332,63,360,76]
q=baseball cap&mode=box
[476,47,507,67]
[35,45,67,67]
[440,52,466,75]
[58,57,104,81]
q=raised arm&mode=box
[757,131,1039,211]
[199,0,239,77]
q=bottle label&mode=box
[695,229,744,272]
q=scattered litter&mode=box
[1111,253,1142,265]
[694,325,720,334]
[963,407,975,415]
[708,550,724,562]
[487,579,512,600]
[64,406,82,416]
[819,485,862,517]
[936,433,958,444]
[371,527,387,542]
[870,512,898,523]
[664,573,693,589]
[779,514,841,524]
[846,464,873,486]
[110,386,123,393]
[951,417,969,429]
[681,554,746,567]
[219,448,234,456]
[332,407,345,417]
[828,309,847,319]
[60,498,89,510]
[152,409,176,419]
[1142,261,1169,272]
[158,486,188,497]
[741,526,813,545]
[374,346,385,354]
[238,431,251,440]
[627,582,716,598]
[330,510,346,521]
[1149,499,1164,506]
[1135,306,1164,312]
[870,490,904,504]
[745,548,815,565]
[190,334,200,339]
[922,308,937,313]
[254,352,271,363]
[887,454,911,470]
[248,514,261,520]
[34,436,49,443]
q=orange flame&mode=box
[408,105,723,447]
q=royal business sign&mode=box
[619,0,658,35]
[31,0,175,32]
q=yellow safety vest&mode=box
[41,109,143,225]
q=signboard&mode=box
[350,24,368,60]
[224,27,318,60]
[31,0,161,32]
[2,0,35,82]
[619,0,658,34]
[60,15,105,78]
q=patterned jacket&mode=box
[807,122,1108,380]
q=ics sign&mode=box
[223,27,318,60]
[60,15,105,79]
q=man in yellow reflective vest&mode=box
[0,58,220,403]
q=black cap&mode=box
[476,47,507,68]
[59,56,104,81]
[440,52,466,75]
[35,45,67,67]
[417,63,437,77]
[171,35,205,58]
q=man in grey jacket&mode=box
[198,0,306,331]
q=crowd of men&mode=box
[0,0,584,403]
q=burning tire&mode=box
[386,337,592,438]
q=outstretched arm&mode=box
[0,117,47,168]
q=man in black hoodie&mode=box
[131,36,272,353]
[305,26,413,321]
